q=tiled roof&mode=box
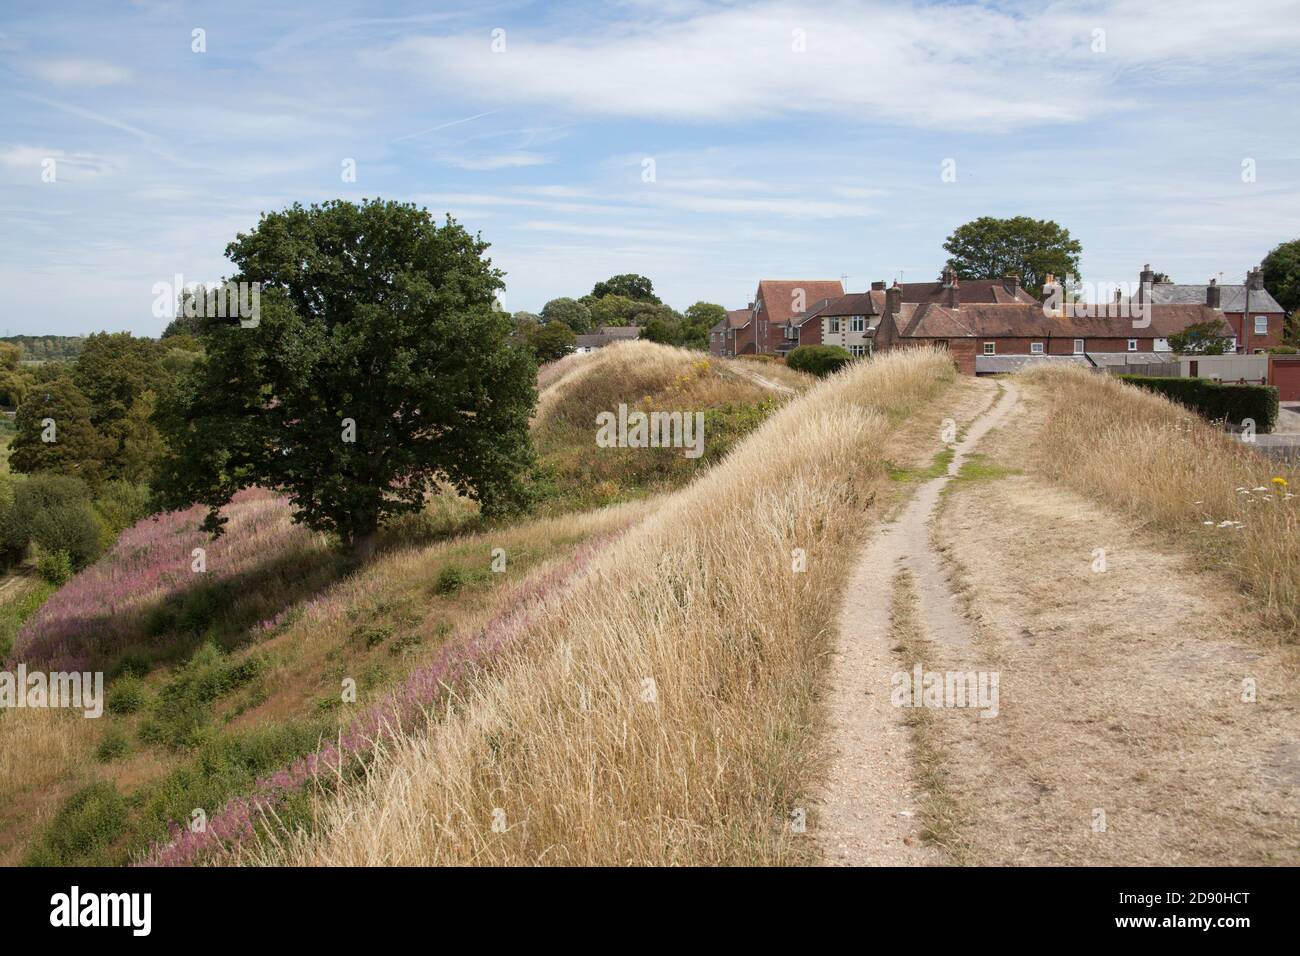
[758,279,845,326]
[896,279,1039,305]
[898,302,1230,339]
[976,355,1091,373]
[597,325,641,339]
[1149,283,1284,313]
[725,308,750,330]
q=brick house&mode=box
[1142,265,1286,353]
[778,270,1040,357]
[873,281,1231,375]
[733,279,845,356]
[711,307,752,357]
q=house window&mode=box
[1127,339,1138,352]
[850,316,865,332]
[829,318,840,333]
[1255,315,1268,335]
[1073,339,1084,354]
[849,344,867,358]
[1030,342,1044,355]
[1154,338,1170,351]
[1228,337,1238,352]
[983,342,996,355]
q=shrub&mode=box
[24,781,128,866]
[35,548,74,586]
[106,674,148,715]
[96,725,131,763]
[92,480,152,535]
[1118,376,1279,433]
[2,473,104,569]
[139,643,263,751]
[786,344,854,378]
[435,565,468,594]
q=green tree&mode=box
[680,302,725,350]
[10,378,111,482]
[0,342,33,407]
[540,297,593,334]
[1261,240,1300,344]
[526,321,577,361]
[591,274,659,304]
[943,216,1082,297]
[72,332,163,480]
[153,199,537,548]
[588,294,642,328]
[1169,321,1231,355]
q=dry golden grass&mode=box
[249,347,956,866]
[1020,366,1300,638]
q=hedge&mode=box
[1119,375,1279,433]
[787,344,854,378]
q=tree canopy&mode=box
[1261,240,1300,344]
[943,216,1082,297]
[540,297,593,333]
[153,199,537,547]
[591,274,659,304]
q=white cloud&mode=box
[29,58,130,87]
[0,145,113,179]
[373,0,1300,132]
[441,152,551,170]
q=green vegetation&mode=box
[138,643,264,752]
[24,781,128,866]
[889,448,955,482]
[787,344,854,378]
[153,199,537,546]
[0,579,56,659]
[1119,375,1279,432]
[0,335,85,363]
[953,453,1019,482]
[943,215,1082,298]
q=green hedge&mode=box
[1119,375,1279,433]
[787,344,854,378]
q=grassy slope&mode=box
[5,340,788,865]
[250,348,959,866]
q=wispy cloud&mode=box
[27,57,130,87]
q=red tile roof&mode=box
[895,302,1230,339]
[758,280,845,326]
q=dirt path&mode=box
[815,381,1020,865]
[727,364,795,395]
[926,386,1300,865]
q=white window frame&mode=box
[1073,338,1085,354]
[829,318,840,333]
[1030,342,1044,355]
[1127,339,1138,352]
[850,316,865,332]
[1254,315,1268,335]
[983,342,996,355]
[849,344,866,358]
[1228,337,1238,352]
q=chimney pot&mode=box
[871,280,885,291]
[1206,280,1221,309]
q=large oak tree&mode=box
[154,199,537,547]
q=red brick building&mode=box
[1143,265,1285,352]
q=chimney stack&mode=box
[942,267,956,288]
[871,280,885,291]
[1247,267,1264,290]
[1002,274,1020,297]
[1138,263,1155,305]
[885,282,902,317]
[946,276,960,308]
[1206,278,1221,309]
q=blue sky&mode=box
[2,0,1298,335]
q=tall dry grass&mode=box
[248,347,956,866]
[1021,365,1300,637]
